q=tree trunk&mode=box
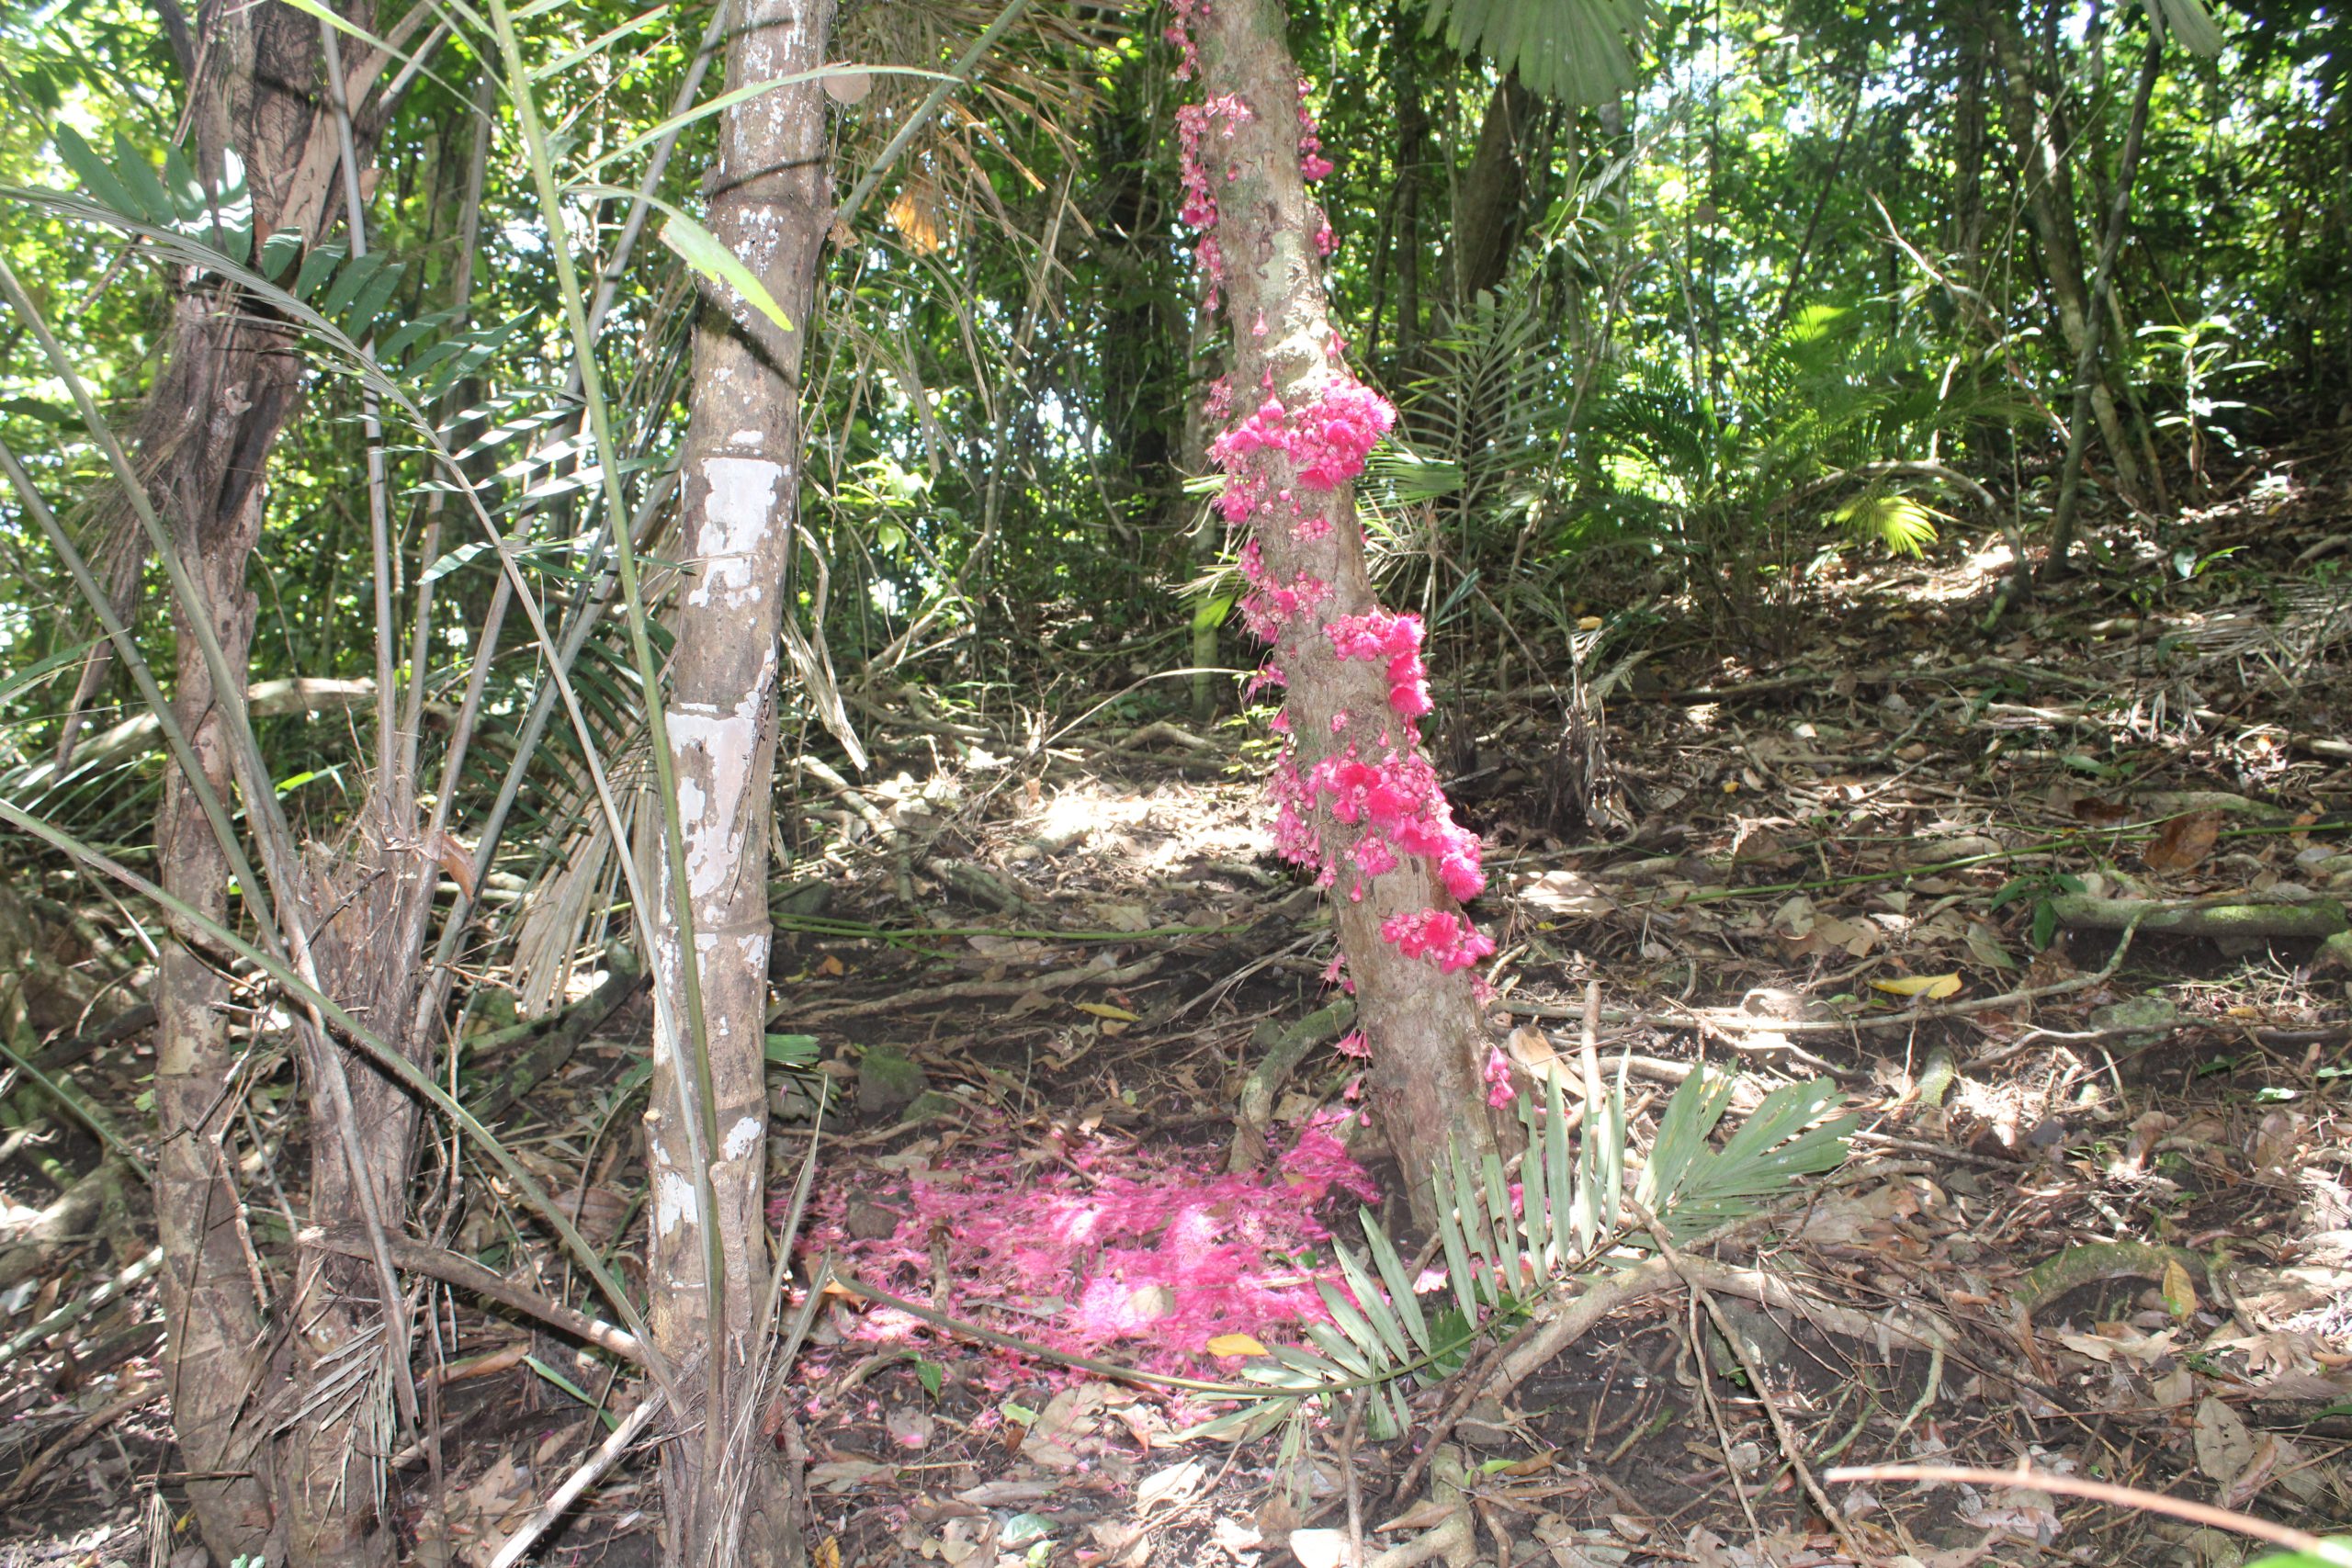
[2043,8,2166,577]
[1176,0,1512,1227]
[1393,26,1427,376]
[145,6,384,1561]
[1452,73,1536,307]
[276,837,432,1568]
[1988,3,2147,509]
[639,0,835,1561]
[1950,3,1988,285]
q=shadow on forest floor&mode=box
[6,438,2352,1566]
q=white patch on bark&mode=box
[666,698,762,900]
[654,1168,699,1237]
[689,456,781,608]
[648,945,684,1068]
[730,429,763,446]
[723,1115,763,1161]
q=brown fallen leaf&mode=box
[2143,809,2222,873]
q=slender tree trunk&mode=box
[1951,6,1988,283]
[1988,3,2147,508]
[1176,0,1512,1227]
[2044,9,2165,577]
[639,0,835,1560]
[1394,27,1427,376]
[145,6,386,1560]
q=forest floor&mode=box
[6,436,2352,1568]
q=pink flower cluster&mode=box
[1483,1044,1515,1107]
[1165,0,1207,79]
[1175,92,1250,305]
[1211,383,1396,492]
[1380,908,1498,974]
[1294,745,1486,904]
[1298,80,1332,182]
[1167,0,1493,987]
[1235,537,1331,641]
[1325,608,1431,718]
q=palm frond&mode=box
[1419,0,1651,106]
[1194,1066,1853,1438]
[1191,1065,1853,1437]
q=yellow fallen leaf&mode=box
[1076,1002,1140,1022]
[2162,1258,2199,1319]
[1871,973,1962,999]
[1205,1334,1267,1358]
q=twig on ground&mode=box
[1822,1462,2352,1566]
[487,1386,666,1568]
[1509,909,2155,1038]
[1339,1387,1369,1568]
[797,755,894,841]
[1681,1286,1767,1548]
[786,953,1164,1021]
[1229,999,1354,1171]
[1632,1198,1860,1560]
[0,1246,162,1369]
[1363,1446,1475,1568]
[0,1375,163,1507]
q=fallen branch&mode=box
[463,944,645,1122]
[29,1000,156,1075]
[0,1374,163,1507]
[1393,1242,1959,1507]
[1508,910,2153,1037]
[787,953,1164,1021]
[1632,1200,1860,1561]
[302,1227,643,1366]
[1822,1462,2352,1566]
[15,676,375,791]
[0,1246,162,1369]
[1228,999,1353,1172]
[2050,892,2346,940]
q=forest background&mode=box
[0,0,2347,1562]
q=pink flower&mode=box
[1484,1044,1515,1107]
[1379,908,1498,973]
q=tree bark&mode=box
[1950,3,1988,284]
[137,6,406,1561]
[1393,25,1427,376]
[145,6,386,1561]
[639,0,835,1561]
[1176,0,1512,1227]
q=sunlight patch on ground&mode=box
[1902,537,2018,604]
[1022,778,1271,874]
